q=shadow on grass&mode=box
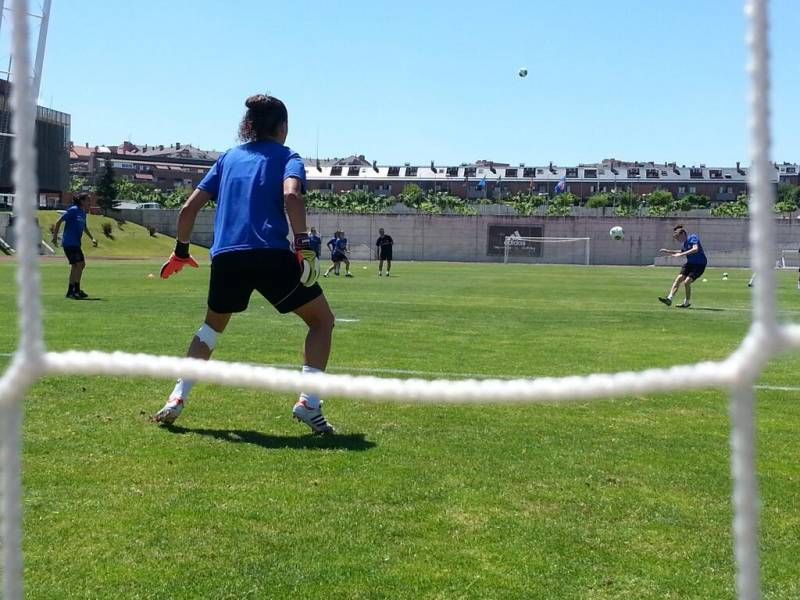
[161,424,376,451]
[692,307,726,312]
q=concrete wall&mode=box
[117,208,800,266]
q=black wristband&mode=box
[174,240,190,259]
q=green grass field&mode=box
[35,210,205,258]
[1,259,799,599]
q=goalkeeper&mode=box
[154,94,336,435]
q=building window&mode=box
[330,166,342,176]
[689,186,697,193]
[405,166,418,176]
[678,186,686,194]
[347,166,360,176]
[709,169,723,179]
[690,168,703,179]
[589,185,595,194]
[566,168,578,178]
[464,167,476,178]
[646,169,659,179]
[503,168,517,178]
[523,167,535,178]
[627,168,640,178]
[583,169,597,178]
[387,166,400,176]
[446,167,459,177]
[536,168,544,175]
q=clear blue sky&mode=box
[32,0,800,165]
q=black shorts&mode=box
[379,248,392,260]
[63,246,85,265]
[680,263,706,280]
[208,249,323,314]
[332,251,347,262]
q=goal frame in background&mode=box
[1,1,795,599]
[503,235,590,266]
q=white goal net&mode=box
[0,2,791,599]
[503,234,590,265]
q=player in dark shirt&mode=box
[375,228,394,276]
[658,224,707,308]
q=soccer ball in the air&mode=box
[518,68,528,78]
[609,226,624,241]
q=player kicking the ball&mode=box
[658,224,707,309]
[154,94,336,435]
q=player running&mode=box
[153,94,336,435]
[658,224,707,309]
[376,227,393,276]
[324,230,353,277]
[324,231,342,277]
[50,192,98,299]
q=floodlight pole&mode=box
[31,0,50,99]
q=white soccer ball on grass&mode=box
[609,226,624,241]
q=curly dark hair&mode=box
[238,94,288,142]
[73,192,89,205]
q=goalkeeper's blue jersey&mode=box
[198,141,306,258]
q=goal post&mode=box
[778,248,800,270]
[503,235,590,266]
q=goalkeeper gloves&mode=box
[294,233,320,287]
[160,240,199,279]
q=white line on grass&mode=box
[754,385,800,392]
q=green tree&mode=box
[611,190,638,217]
[163,186,193,209]
[547,192,577,216]
[69,176,89,194]
[711,197,748,217]
[398,184,426,208]
[684,193,710,208]
[95,158,118,215]
[644,189,674,216]
[504,193,545,216]
[586,193,612,208]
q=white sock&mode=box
[171,378,195,401]
[667,294,673,300]
[299,365,323,409]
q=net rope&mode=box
[0,1,778,598]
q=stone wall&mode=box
[117,209,800,266]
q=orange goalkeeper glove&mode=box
[160,241,198,279]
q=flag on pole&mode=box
[476,177,487,190]
[554,176,566,195]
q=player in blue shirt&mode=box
[323,232,340,276]
[154,94,335,434]
[658,224,707,308]
[309,227,322,259]
[50,193,98,299]
[324,230,353,278]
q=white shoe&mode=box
[153,395,184,424]
[292,399,335,435]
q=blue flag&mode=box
[476,177,486,190]
[554,176,566,195]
